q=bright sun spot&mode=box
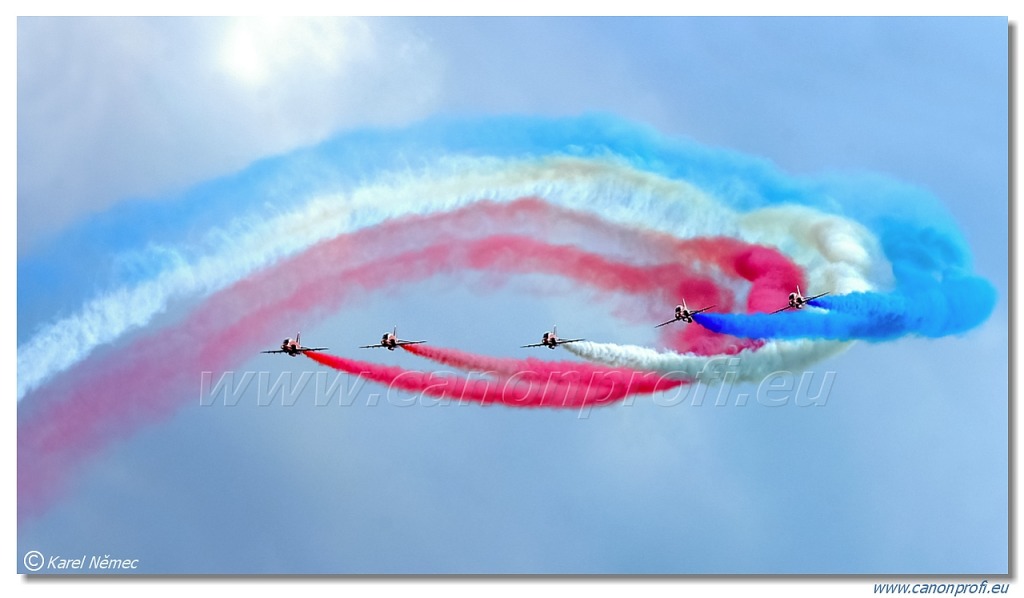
[221,21,268,85]
[219,17,370,88]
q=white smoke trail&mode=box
[16,155,887,399]
[737,205,892,295]
[563,339,850,384]
[17,156,723,399]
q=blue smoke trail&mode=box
[695,206,997,341]
[696,277,995,342]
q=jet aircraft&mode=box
[360,326,426,351]
[521,325,584,350]
[655,299,714,328]
[261,332,328,356]
[771,286,829,314]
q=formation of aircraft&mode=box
[260,332,328,357]
[359,326,427,351]
[520,325,584,350]
[655,298,715,328]
[770,286,829,314]
[262,288,834,356]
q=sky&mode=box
[14,15,1009,585]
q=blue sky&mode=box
[15,15,1008,582]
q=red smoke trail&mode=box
[400,343,681,395]
[18,197,806,520]
[402,342,603,376]
[204,233,728,365]
[175,197,700,359]
[305,351,684,407]
[198,196,803,352]
[189,194,801,361]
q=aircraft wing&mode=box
[555,338,585,345]
[770,305,793,315]
[299,347,329,352]
[655,319,678,328]
[520,342,547,348]
[395,340,426,346]
[261,349,288,354]
[806,292,829,302]
[692,305,715,315]
[359,344,387,349]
